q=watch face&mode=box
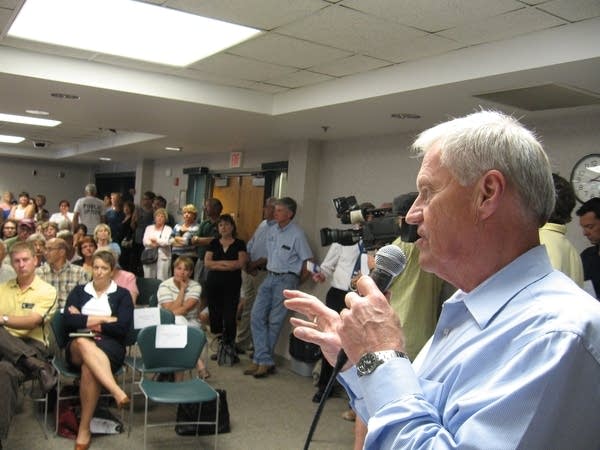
[571,154,600,203]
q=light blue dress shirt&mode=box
[246,219,275,262]
[265,221,312,275]
[340,246,600,449]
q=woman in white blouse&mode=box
[63,250,133,450]
[142,208,173,280]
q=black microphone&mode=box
[334,244,407,369]
[303,244,407,450]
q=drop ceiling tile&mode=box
[189,53,296,81]
[310,54,390,77]
[246,82,291,93]
[537,0,600,21]
[370,34,464,63]
[0,7,12,31]
[276,4,426,54]
[164,0,327,29]
[342,0,523,32]
[438,7,567,45]
[229,33,352,69]
[265,70,334,88]
[0,1,19,9]
[176,69,259,89]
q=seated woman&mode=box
[63,249,133,450]
[74,236,97,276]
[157,256,209,379]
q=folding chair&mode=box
[137,325,219,450]
[124,307,175,433]
[50,311,127,434]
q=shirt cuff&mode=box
[339,357,422,420]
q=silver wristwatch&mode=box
[356,350,408,377]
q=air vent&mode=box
[474,83,600,111]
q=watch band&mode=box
[356,350,408,377]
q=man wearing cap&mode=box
[3,218,35,252]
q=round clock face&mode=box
[570,154,600,203]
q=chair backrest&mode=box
[137,325,206,371]
[136,277,162,307]
[160,308,175,324]
[50,311,68,349]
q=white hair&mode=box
[412,110,554,226]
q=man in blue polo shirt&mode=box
[245,197,313,378]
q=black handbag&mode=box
[175,389,230,436]
[289,333,322,362]
[140,247,158,264]
[217,341,240,366]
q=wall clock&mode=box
[570,154,600,203]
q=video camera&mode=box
[320,195,418,250]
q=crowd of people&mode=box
[3,110,600,449]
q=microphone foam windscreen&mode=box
[374,244,407,276]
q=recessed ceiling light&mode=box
[25,109,50,116]
[391,113,421,119]
[165,146,182,152]
[0,112,61,127]
[9,0,262,67]
[0,134,26,144]
[99,157,112,161]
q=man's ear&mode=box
[475,170,505,221]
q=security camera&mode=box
[33,141,48,149]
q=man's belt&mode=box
[268,271,299,278]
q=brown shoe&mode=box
[253,364,270,378]
[253,364,276,378]
[243,363,259,375]
[341,409,356,422]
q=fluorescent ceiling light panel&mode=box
[0,112,61,127]
[9,0,262,67]
[0,134,25,144]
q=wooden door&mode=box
[212,176,264,243]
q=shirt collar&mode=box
[84,280,118,297]
[541,222,567,235]
[447,246,553,330]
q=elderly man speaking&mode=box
[285,110,600,449]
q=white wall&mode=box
[0,156,96,212]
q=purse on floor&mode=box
[175,389,230,436]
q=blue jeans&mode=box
[250,273,299,365]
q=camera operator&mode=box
[311,202,374,404]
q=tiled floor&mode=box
[6,352,356,450]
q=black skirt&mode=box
[66,334,125,373]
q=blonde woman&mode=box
[64,250,133,450]
[93,223,121,258]
[142,208,173,280]
[170,204,200,271]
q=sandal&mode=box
[198,368,211,380]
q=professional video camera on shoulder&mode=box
[333,196,391,225]
[320,194,419,249]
